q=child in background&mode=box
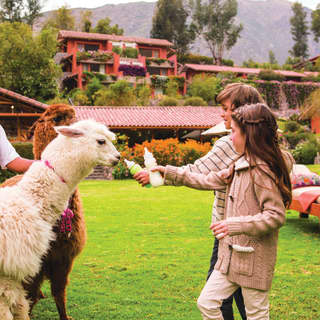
[153,103,293,319]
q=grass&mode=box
[31,179,320,320]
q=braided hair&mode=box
[231,103,292,208]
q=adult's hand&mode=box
[133,170,150,187]
[210,221,229,240]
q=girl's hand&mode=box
[151,165,165,176]
[218,166,233,181]
[133,170,150,186]
[210,221,229,239]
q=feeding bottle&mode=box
[144,148,164,187]
[124,159,151,188]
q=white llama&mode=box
[0,119,120,320]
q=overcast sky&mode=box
[41,0,318,12]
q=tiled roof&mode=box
[0,88,48,111]
[75,106,223,129]
[183,64,306,78]
[58,30,173,47]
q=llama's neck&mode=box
[18,159,92,225]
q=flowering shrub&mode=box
[282,82,320,109]
[247,80,320,109]
[168,76,185,91]
[151,75,169,89]
[118,64,146,77]
[146,58,167,65]
[113,138,212,179]
[76,50,113,62]
[255,80,282,109]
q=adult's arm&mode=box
[6,157,34,173]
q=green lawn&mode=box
[32,179,320,320]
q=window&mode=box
[153,50,160,58]
[84,44,99,51]
[83,64,89,72]
[140,48,153,57]
[77,44,84,51]
[112,41,122,47]
[99,64,106,74]
[90,64,100,72]
[148,67,160,75]
[160,69,168,76]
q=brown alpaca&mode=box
[1,104,87,320]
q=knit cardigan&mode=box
[164,154,293,291]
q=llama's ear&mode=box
[54,126,84,138]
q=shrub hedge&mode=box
[159,96,179,106]
[183,96,208,106]
[113,138,212,179]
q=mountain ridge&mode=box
[33,0,320,65]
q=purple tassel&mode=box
[60,207,74,233]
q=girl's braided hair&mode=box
[231,103,292,207]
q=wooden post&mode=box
[17,117,21,140]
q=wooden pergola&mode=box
[0,88,47,140]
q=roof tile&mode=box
[75,106,223,128]
[58,30,173,47]
[183,64,306,78]
[0,88,48,110]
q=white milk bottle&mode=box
[143,147,164,187]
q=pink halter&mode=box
[43,160,67,184]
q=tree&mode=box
[189,74,221,104]
[94,80,135,106]
[268,50,278,65]
[93,17,123,35]
[0,22,61,101]
[150,0,196,58]
[24,0,42,27]
[0,0,42,25]
[0,0,24,22]
[191,0,243,65]
[311,4,320,42]
[80,10,92,32]
[43,6,75,31]
[289,2,309,61]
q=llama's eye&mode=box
[97,139,106,145]
[53,116,63,123]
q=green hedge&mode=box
[12,142,33,159]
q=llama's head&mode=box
[28,104,76,160]
[42,119,120,169]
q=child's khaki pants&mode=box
[197,270,269,320]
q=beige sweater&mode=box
[164,154,293,291]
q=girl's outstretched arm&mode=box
[156,165,228,191]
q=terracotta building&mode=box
[56,30,178,91]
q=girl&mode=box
[153,103,293,320]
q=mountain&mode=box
[33,0,320,65]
